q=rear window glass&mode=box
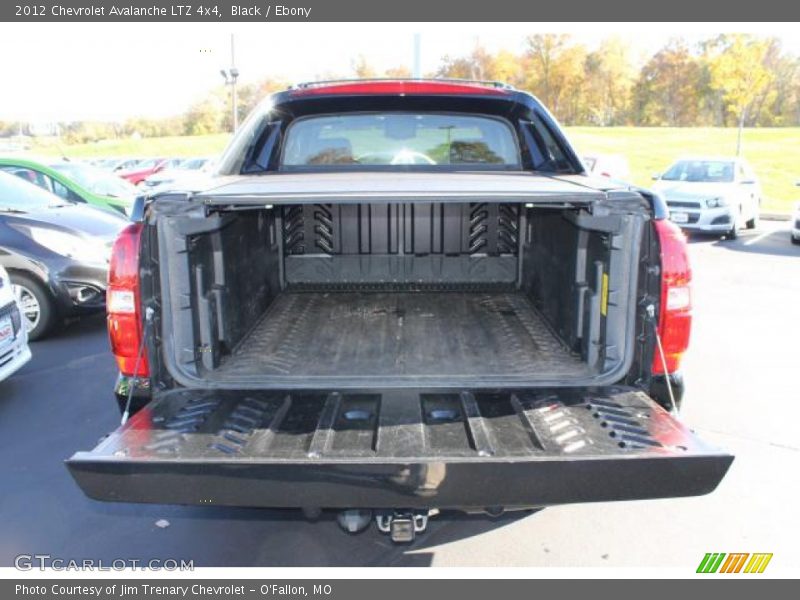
[281,113,520,168]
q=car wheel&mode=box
[724,205,743,240]
[792,235,800,245]
[10,274,57,341]
[746,199,760,229]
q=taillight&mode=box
[107,223,149,377]
[652,219,692,374]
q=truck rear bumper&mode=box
[67,387,732,510]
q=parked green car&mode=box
[0,157,136,216]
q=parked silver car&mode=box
[652,157,761,239]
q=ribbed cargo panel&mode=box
[67,387,733,509]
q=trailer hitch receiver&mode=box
[376,511,430,543]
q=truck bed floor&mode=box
[210,291,589,382]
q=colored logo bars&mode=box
[697,553,773,573]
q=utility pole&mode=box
[736,104,748,157]
[413,33,421,79]
[220,33,240,132]
[230,34,238,131]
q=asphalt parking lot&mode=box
[1,219,798,569]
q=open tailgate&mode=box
[67,387,732,509]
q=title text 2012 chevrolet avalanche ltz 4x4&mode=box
[67,80,732,542]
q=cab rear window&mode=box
[281,113,520,168]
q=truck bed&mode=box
[158,198,646,389]
[209,291,590,383]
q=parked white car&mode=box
[582,154,631,182]
[652,156,761,239]
[0,265,32,382]
[791,187,800,244]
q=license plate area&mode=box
[670,211,689,224]
[0,315,14,348]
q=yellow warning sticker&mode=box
[601,272,609,316]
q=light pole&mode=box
[220,34,239,132]
[413,33,421,79]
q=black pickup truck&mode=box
[68,80,732,542]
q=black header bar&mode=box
[1,0,798,22]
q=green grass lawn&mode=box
[565,127,800,214]
[28,127,800,213]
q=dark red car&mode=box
[117,158,180,186]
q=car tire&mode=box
[724,205,743,240]
[9,273,58,341]
[792,235,800,245]
[746,199,760,229]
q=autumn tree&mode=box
[385,65,413,79]
[0,121,19,137]
[183,94,226,136]
[523,34,588,123]
[436,45,495,81]
[705,34,774,154]
[232,77,289,126]
[6,34,800,142]
[633,39,703,126]
[583,37,636,126]
[352,55,378,79]
[746,39,799,126]
[61,121,120,144]
[491,50,524,87]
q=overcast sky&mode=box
[2,22,799,122]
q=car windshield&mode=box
[661,160,735,183]
[281,113,520,168]
[180,158,209,170]
[0,171,69,211]
[134,158,162,170]
[50,163,137,197]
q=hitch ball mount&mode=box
[375,510,431,543]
